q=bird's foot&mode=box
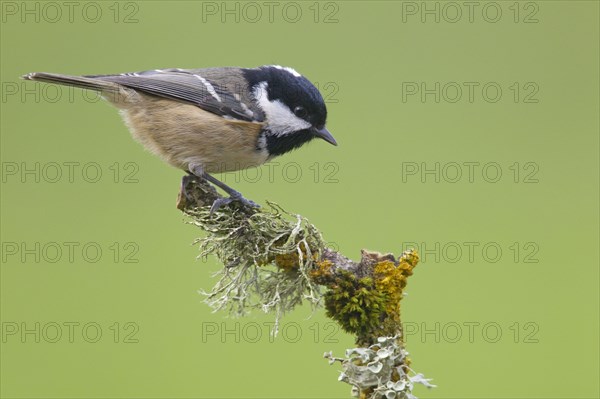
[210,190,260,215]
[187,163,260,215]
[177,174,200,210]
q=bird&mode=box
[22,65,337,212]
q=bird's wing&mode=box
[85,68,263,122]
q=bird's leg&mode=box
[188,164,259,214]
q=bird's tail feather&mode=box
[22,72,119,92]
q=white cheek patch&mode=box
[253,82,311,136]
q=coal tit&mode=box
[22,65,337,211]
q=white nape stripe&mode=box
[270,65,301,77]
[193,74,221,102]
[253,82,310,136]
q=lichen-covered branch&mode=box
[178,177,434,398]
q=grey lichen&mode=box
[182,179,324,333]
[324,336,436,399]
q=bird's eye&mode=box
[294,106,307,118]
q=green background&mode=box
[1,1,598,398]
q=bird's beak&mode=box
[312,126,337,146]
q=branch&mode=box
[178,177,434,399]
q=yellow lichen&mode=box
[273,243,319,271]
[374,260,406,316]
[309,259,334,283]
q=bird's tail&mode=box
[22,72,120,93]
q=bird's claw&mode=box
[209,192,260,215]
